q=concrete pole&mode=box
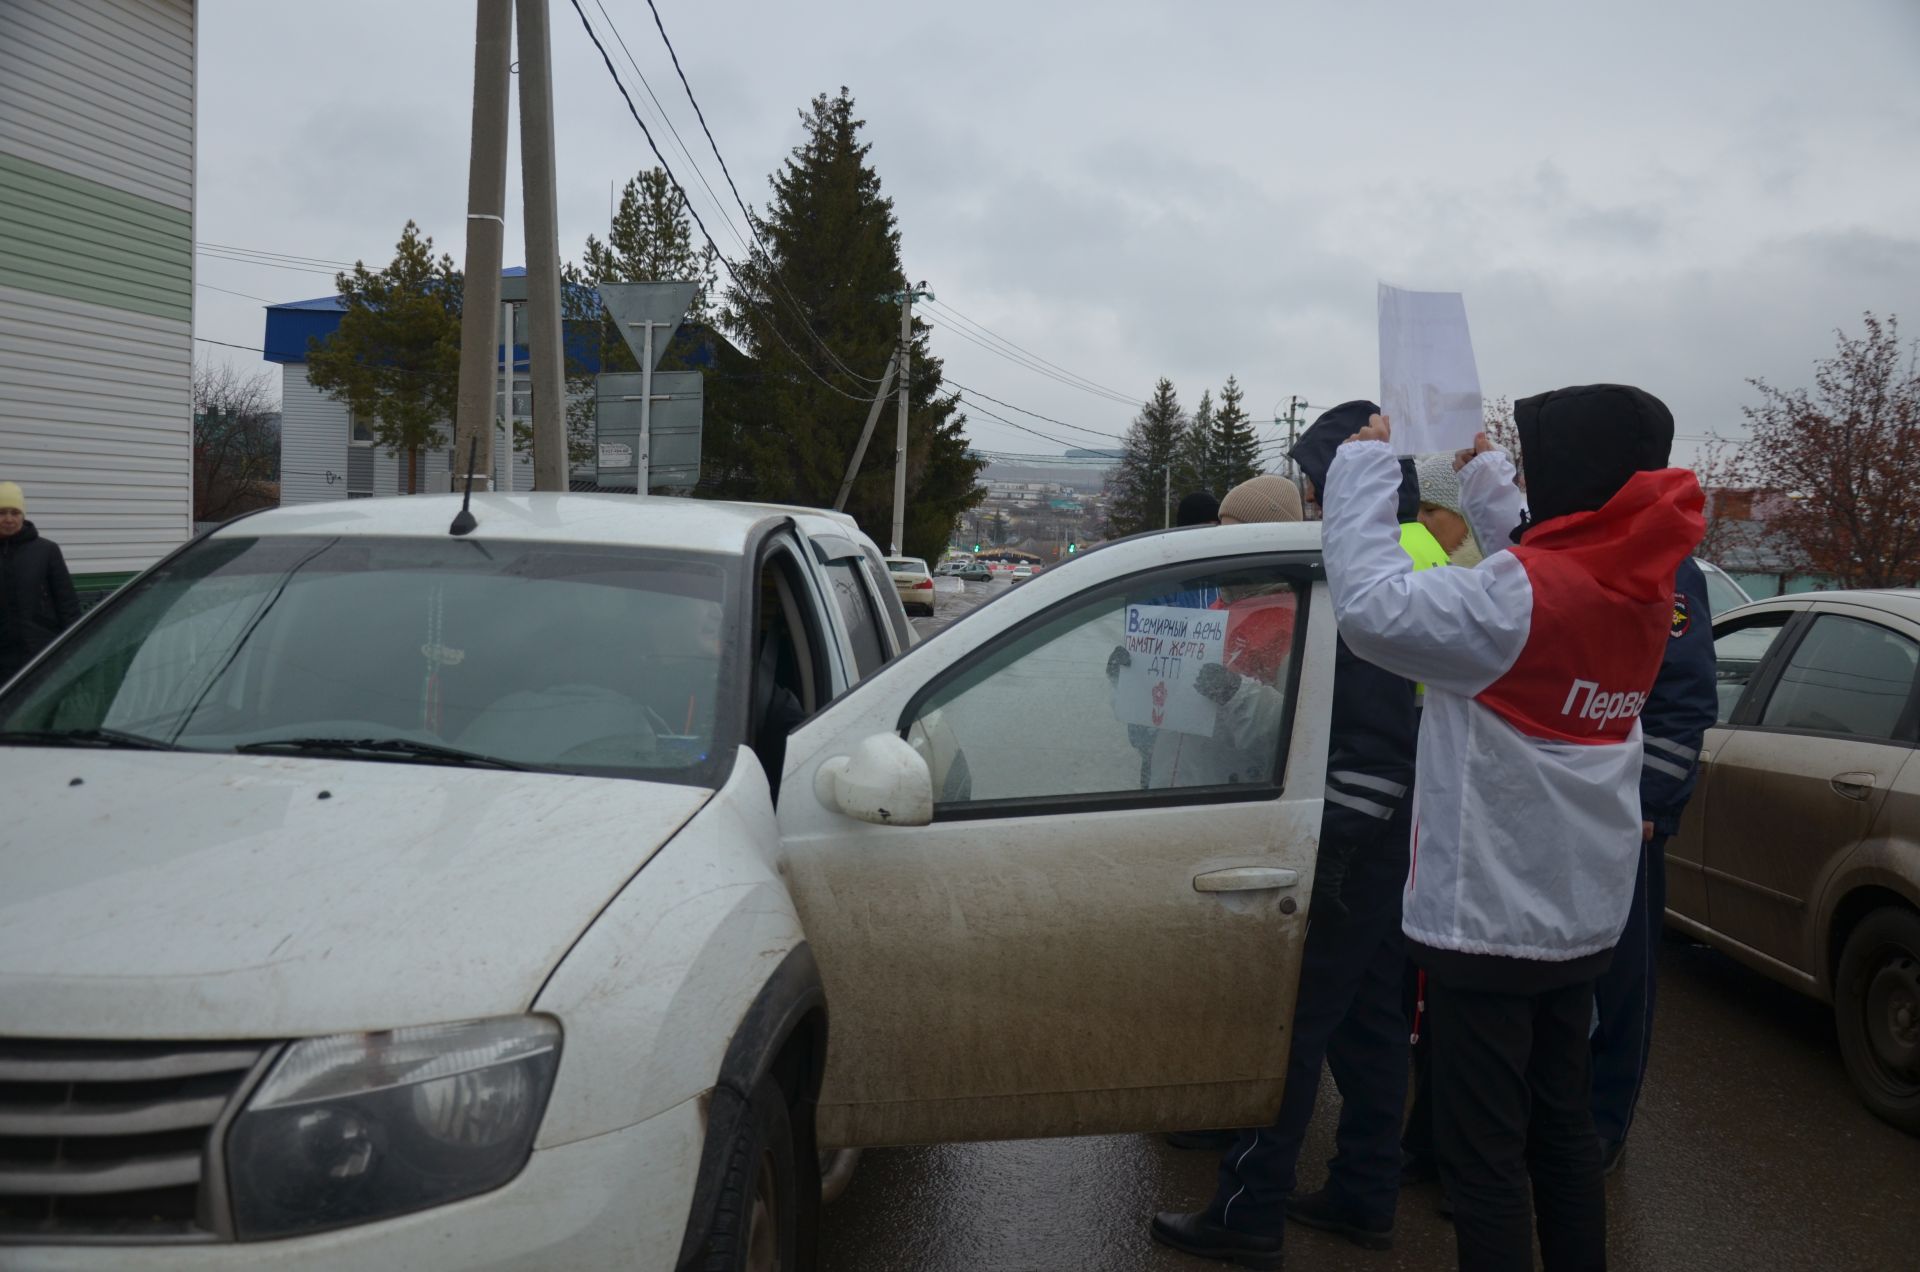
[1163,462,1171,529]
[516,0,568,492]
[454,0,512,488]
[835,353,899,512]
[498,300,513,490]
[891,292,911,556]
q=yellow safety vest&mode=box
[1400,522,1450,699]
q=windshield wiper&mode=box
[0,727,178,751]
[234,737,530,771]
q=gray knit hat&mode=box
[1413,454,1464,519]
[1217,474,1303,524]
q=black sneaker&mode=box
[1166,1129,1241,1151]
[1283,1189,1394,1251]
[1150,1211,1285,1270]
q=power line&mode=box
[623,0,883,387]
[566,0,879,402]
[953,392,1109,452]
[928,316,1141,406]
[924,296,1140,404]
[197,281,275,303]
[941,379,1126,442]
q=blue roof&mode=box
[263,268,538,366]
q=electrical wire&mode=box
[567,0,880,402]
[629,0,881,387]
[196,282,275,303]
[941,379,1126,442]
[923,296,1140,405]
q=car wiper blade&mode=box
[0,727,178,751]
[235,737,530,771]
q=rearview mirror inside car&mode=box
[814,734,933,827]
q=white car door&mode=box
[776,525,1335,1149]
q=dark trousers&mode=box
[1211,840,1410,1237]
[1590,835,1666,1148]
[1428,976,1607,1272]
[1402,960,1435,1163]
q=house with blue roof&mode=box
[263,269,729,503]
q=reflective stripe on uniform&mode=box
[1642,753,1690,781]
[1330,769,1409,798]
[1326,786,1395,820]
[1645,735,1698,763]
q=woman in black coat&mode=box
[0,482,82,682]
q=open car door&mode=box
[775,525,1336,1148]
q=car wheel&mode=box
[700,1079,799,1271]
[1834,906,1920,1135]
[818,1147,862,1204]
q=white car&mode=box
[0,500,1336,1269]
[883,556,936,616]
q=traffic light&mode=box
[972,542,981,553]
[1066,542,1077,554]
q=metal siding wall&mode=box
[278,363,348,505]
[0,0,194,211]
[0,0,193,576]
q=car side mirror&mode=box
[814,734,933,827]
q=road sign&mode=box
[598,282,698,369]
[596,370,703,489]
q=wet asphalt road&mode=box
[823,579,1920,1271]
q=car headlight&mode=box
[227,1016,560,1239]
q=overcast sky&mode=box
[194,0,1920,465]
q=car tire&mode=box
[699,1079,800,1272]
[1834,905,1920,1135]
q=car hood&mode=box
[0,748,712,1040]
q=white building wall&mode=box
[277,362,347,505]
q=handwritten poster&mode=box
[1113,604,1226,737]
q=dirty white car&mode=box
[0,494,1334,1270]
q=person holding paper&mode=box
[1318,388,1703,1272]
[1447,427,1718,1179]
[1152,405,1421,1269]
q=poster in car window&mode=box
[1113,604,1225,737]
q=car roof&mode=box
[213,493,866,557]
[1721,588,1920,622]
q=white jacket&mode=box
[1322,442,1703,963]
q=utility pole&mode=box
[516,0,567,492]
[1164,462,1172,529]
[834,353,900,512]
[888,282,933,555]
[453,0,513,489]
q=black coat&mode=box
[0,521,82,680]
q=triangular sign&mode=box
[599,281,699,370]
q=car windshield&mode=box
[0,535,739,784]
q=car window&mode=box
[903,561,1305,812]
[823,559,888,680]
[887,557,929,575]
[1712,614,1791,724]
[1758,614,1920,742]
[0,536,738,784]
[1698,561,1748,617]
[859,547,911,651]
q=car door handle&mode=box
[1831,773,1875,801]
[1193,866,1300,893]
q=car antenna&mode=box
[449,437,480,536]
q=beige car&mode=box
[885,555,937,616]
[1667,589,1920,1133]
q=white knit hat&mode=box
[1413,455,1463,519]
[0,481,22,514]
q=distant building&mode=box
[0,0,197,598]
[1705,489,1838,598]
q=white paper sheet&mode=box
[1378,282,1483,456]
[1112,604,1227,738]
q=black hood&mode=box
[1,520,39,547]
[1290,400,1419,522]
[1516,384,1675,529]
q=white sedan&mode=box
[0,496,1336,1269]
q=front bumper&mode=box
[7,1096,706,1272]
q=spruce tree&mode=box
[1211,376,1264,490]
[1174,389,1216,498]
[1104,378,1186,536]
[717,89,982,560]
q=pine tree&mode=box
[579,168,719,323]
[306,221,461,494]
[1211,376,1263,491]
[717,89,982,560]
[1174,389,1215,499]
[1104,378,1186,536]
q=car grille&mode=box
[0,1039,272,1242]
